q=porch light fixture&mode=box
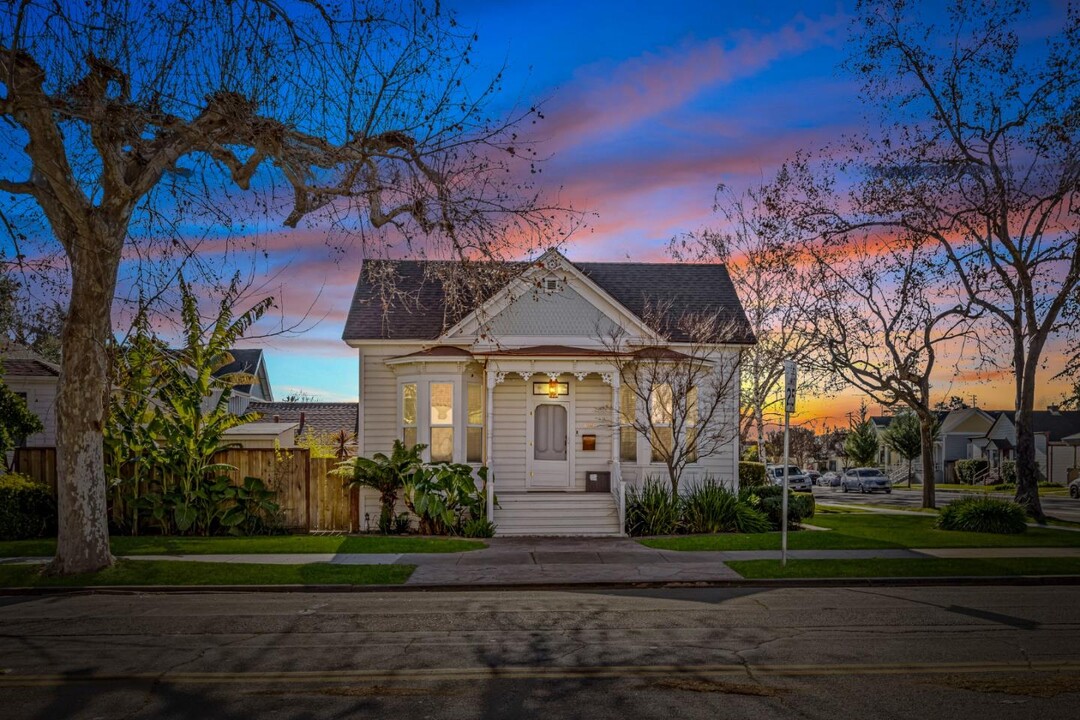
[547,379,560,398]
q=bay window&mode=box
[429,382,454,462]
[401,383,417,446]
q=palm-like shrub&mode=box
[626,477,682,536]
[936,496,1027,534]
[334,440,426,533]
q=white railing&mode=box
[611,474,627,536]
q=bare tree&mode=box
[0,0,565,573]
[672,185,820,464]
[600,302,743,494]
[836,0,1080,519]
[800,227,983,508]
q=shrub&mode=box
[733,503,772,534]
[954,459,989,484]
[738,461,767,488]
[626,477,682,536]
[462,518,496,538]
[740,485,815,529]
[999,460,1017,484]
[936,496,1027,534]
[0,473,56,540]
[682,478,740,533]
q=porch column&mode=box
[485,369,497,522]
[610,372,622,481]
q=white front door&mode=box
[528,398,572,489]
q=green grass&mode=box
[728,557,1080,579]
[0,559,415,588]
[0,534,485,558]
[638,512,1080,552]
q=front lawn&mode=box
[0,534,485,558]
[639,512,1080,552]
[0,559,415,588]
[728,557,1080,579]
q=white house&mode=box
[1,343,59,448]
[342,251,755,536]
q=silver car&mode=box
[841,468,892,494]
[767,465,813,492]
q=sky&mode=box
[3,0,1073,427]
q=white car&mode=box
[766,465,813,492]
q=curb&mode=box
[3,574,1080,596]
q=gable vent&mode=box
[543,277,561,291]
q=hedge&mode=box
[954,459,989,484]
[739,461,767,488]
[0,472,56,540]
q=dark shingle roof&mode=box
[215,349,263,394]
[1,358,59,377]
[343,258,755,343]
[247,401,358,436]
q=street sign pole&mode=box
[782,360,797,568]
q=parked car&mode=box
[806,470,821,485]
[766,465,813,493]
[841,468,892,494]
[1070,477,1080,499]
[819,471,841,487]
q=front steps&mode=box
[494,492,622,536]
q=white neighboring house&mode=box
[0,343,58,448]
[342,250,755,536]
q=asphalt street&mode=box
[814,486,1080,523]
[1,585,1078,719]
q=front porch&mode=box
[479,351,628,536]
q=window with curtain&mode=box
[650,383,673,462]
[430,382,454,462]
[619,384,637,462]
[467,382,483,463]
[401,383,417,446]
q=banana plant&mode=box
[333,440,426,533]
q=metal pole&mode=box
[782,405,790,567]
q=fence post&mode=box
[304,449,312,532]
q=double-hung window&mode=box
[401,383,417,446]
[429,382,455,463]
[686,386,698,463]
[650,383,674,462]
[467,382,483,463]
[619,385,637,463]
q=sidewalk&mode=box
[7,537,1080,586]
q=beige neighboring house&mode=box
[342,250,755,536]
[1,343,58,448]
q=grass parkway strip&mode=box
[0,534,485,558]
[727,557,1080,579]
[638,512,1080,552]
[0,560,415,587]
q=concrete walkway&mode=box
[6,536,1080,585]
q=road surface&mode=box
[1,585,1078,718]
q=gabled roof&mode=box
[0,343,60,377]
[213,348,264,396]
[247,401,358,436]
[342,257,755,344]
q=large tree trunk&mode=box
[917,413,936,510]
[1013,396,1045,522]
[50,234,119,575]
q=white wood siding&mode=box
[492,377,527,491]
[574,378,613,491]
[4,376,57,447]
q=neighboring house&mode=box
[246,401,360,440]
[931,406,1080,484]
[213,348,273,414]
[222,422,300,449]
[0,343,59,448]
[342,250,754,536]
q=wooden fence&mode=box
[11,447,356,532]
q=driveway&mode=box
[814,486,1080,523]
